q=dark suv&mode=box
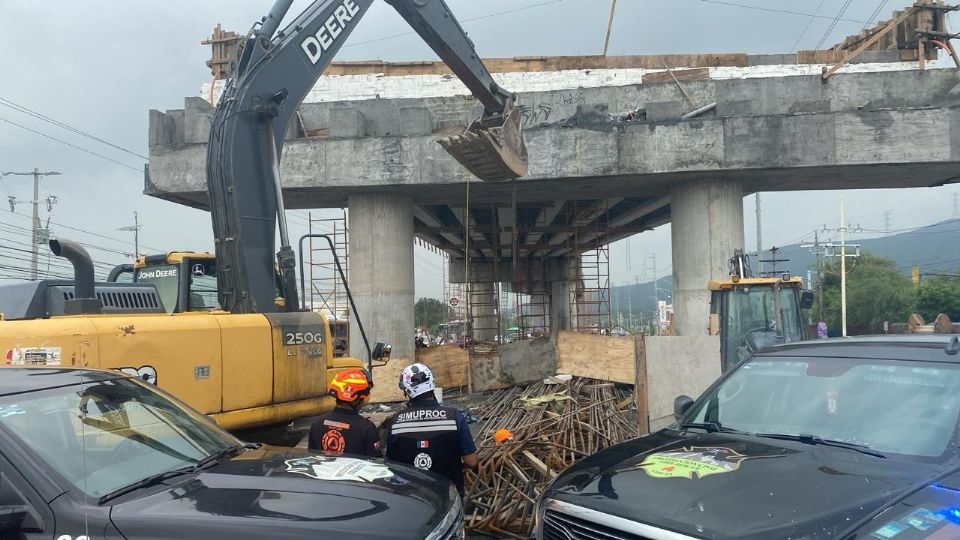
[0,367,462,539]
[535,336,960,540]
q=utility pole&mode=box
[1,169,61,280]
[840,202,848,337]
[756,193,763,275]
[118,211,142,259]
[759,246,789,275]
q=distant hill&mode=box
[612,218,960,317]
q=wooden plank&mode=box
[555,331,637,384]
[796,50,846,64]
[323,53,748,76]
[641,68,709,85]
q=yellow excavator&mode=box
[0,0,527,431]
[709,250,814,372]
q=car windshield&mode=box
[687,356,960,459]
[0,376,239,499]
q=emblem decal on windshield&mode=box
[284,456,393,482]
[630,446,752,479]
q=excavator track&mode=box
[438,107,528,181]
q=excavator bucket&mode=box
[438,107,528,181]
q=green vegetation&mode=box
[815,252,915,335]
[414,297,451,333]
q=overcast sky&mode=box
[0,0,956,298]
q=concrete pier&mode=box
[347,193,415,360]
[670,179,744,336]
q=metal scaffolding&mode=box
[307,210,349,319]
[565,201,613,333]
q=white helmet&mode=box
[399,363,435,399]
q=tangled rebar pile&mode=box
[463,377,639,538]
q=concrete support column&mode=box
[348,193,414,361]
[671,178,744,336]
[549,280,573,333]
[469,282,498,341]
[528,292,550,334]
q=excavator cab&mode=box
[709,251,814,372]
[109,253,285,314]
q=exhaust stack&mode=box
[50,239,102,315]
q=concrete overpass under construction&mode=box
[147,52,960,359]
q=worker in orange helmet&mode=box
[308,368,381,457]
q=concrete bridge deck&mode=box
[147,57,960,356]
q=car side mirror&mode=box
[800,289,814,310]
[0,505,29,532]
[673,395,694,420]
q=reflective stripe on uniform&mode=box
[391,420,457,435]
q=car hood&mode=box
[544,430,947,540]
[110,446,454,540]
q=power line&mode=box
[687,0,871,25]
[0,116,144,173]
[862,0,890,31]
[341,0,565,49]
[0,97,148,160]
[791,0,827,51]
[4,209,163,252]
[815,0,855,49]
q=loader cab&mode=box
[709,276,812,372]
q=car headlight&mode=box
[425,485,464,540]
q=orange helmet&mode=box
[494,428,514,445]
[328,369,372,403]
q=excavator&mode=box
[709,250,814,372]
[0,0,528,432]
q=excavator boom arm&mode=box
[207,0,527,314]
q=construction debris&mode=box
[463,377,639,538]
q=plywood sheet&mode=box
[325,54,748,76]
[416,345,469,388]
[369,357,411,404]
[641,68,710,85]
[555,331,637,384]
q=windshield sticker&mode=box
[629,446,752,479]
[284,456,393,483]
[5,347,62,366]
[871,521,908,539]
[903,508,943,531]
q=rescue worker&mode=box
[308,368,381,457]
[384,363,478,494]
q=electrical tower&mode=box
[882,210,893,232]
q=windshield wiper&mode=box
[190,444,248,472]
[98,466,195,504]
[97,444,251,504]
[679,422,747,434]
[756,433,886,459]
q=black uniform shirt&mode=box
[308,405,382,458]
[384,396,476,493]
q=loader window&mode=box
[134,264,180,314]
